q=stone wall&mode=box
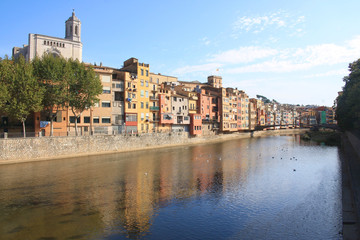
[0,129,307,165]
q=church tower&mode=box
[65,10,81,42]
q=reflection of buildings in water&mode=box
[119,154,158,238]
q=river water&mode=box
[0,135,342,240]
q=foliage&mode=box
[32,54,68,136]
[0,57,11,110]
[4,56,44,137]
[66,59,102,135]
[336,59,360,130]
[256,94,271,103]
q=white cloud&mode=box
[232,10,305,35]
[304,69,349,78]
[172,63,222,75]
[225,60,311,74]
[174,35,360,79]
[222,35,360,74]
[209,46,278,64]
[200,37,211,46]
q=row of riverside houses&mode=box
[2,56,337,137]
[1,12,337,137]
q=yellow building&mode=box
[121,58,151,133]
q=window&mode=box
[145,91,148,98]
[146,113,149,120]
[84,116,90,123]
[103,87,111,94]
[145,81,149,87]
[70,116,80,123]
[126,114,137,122]
[146,102,149,109]
[141,113,144,121]
[115,83,123,89]
[128,82,131,88]
[150,77,153,83]
[140,90,144,97]
[102,101,111,107]
[146,70,149,76]
[141,102,144,108]
[102,75,111,82]
[75,26,78,35]
[102,117,111,123]
[141,80,144,86]
[93,117,99,124]
[128,92,131,98]
[114,92,122,101]
[141,69,144,76]
[133,103,136,109]
[128,102,131,109]
[157,78,159,84]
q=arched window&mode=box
[75,26,78,35]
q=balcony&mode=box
[150,106,159,111]
[150,96,158,101]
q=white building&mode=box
[12,11,82,61]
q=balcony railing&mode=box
[150,106,160,111]
[150,96,158,101]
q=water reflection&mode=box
[0,135,342,239]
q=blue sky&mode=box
[2,0,360,106]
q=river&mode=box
[0,135,342,240]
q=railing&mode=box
[150,106,159,111]
[150,96,158,101]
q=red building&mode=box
[190,113,202,136]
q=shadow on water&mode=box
[0,134,342,239]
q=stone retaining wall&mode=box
[0,129,307,165]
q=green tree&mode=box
[32,54,68,136]
[0,57,11,111]
[66,59,102,136]
[5,56,44,137]
[336,58,360,130]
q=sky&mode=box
[1,0,360,106]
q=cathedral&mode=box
[12,11,82,61]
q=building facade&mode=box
[13,11,82,62]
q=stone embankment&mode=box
[0,129,307,165]
[342,132,360,239]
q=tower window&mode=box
[75,26,78,35]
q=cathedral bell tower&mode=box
[65,10,81,42]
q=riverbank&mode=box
[0,128,307,165]
[301,130,341,146]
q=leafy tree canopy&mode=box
[336,58,360,130]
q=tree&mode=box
[0,57,11,111]
[32,54,68,136]
[4,56,44,137]
[66,59,102,136]
[336,58,360,131]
